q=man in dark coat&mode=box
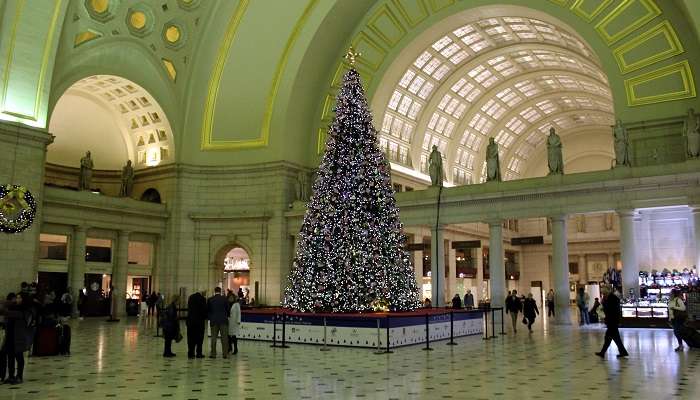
[207,287,229,358]
[186,291,207,359]
[505,290,522,333]
[596,287,629,358]
[2,293,30,384]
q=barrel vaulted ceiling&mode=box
[1,0,699,172]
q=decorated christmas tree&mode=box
[282,50,420,313]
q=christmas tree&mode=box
[282,53,420,313]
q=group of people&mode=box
[0,282,70,385]
[505,290,540,333]
[449,290,476,309]
[159,287,242,359]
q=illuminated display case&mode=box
[621,300,669,328]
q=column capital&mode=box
[117,230,132,238]
[485,219,502,227]
[73,225,88,233]
[547,214,568,222]
[430,224,445,232]
[616,208,637,218]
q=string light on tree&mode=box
[282,50,420,313]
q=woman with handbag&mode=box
[162,294,181,358]
[668,289,687,352]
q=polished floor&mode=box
[1,310,698,400]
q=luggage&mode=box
[33,325,59,356]
[58,324,71,355]
[680,325,700,348]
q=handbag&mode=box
[175,332,183,343]
[522,317,528,325]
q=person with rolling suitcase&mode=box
[57,318,71,356]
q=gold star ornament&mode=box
[344,47,362,66]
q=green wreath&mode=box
[0,184,37,234]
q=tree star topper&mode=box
[344,47,361,66]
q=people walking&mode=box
[207,287,229,358]
[147,292,158,316]
[596,287,629,358]
[505,290,522,333]
[161,295,180,357]
[451,294,462,309]
[523,293,539,332]
[463,290,474,309]
[186,291,207,359]
[546,289,555,317]
[576,287,590,325]
[228,295,241,355]
[668,289,687,352]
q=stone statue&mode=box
[119,160,135,197]
[613,119,630,167]
[604,213,614,231]
[546,127,564,175]
[485,137,501,182]
[295,171,310,202]
[686,108,700,158]
[79,151,94,191]
[428,145,443,187]
[575,214,585,233]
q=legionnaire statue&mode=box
[546,127,564,175]
[613,120,630,167]
[79,151,94,191]
[428,145,443,187]
[486,137,502,182]
[119,160,135,197]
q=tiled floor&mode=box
[1,309,698,400]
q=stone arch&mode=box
[212,241,255,299]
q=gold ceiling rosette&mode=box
[0,184,37,234]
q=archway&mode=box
[216,246,252,303]
[370,7,614,185]
[48,75,175,171]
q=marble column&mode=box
[692,207,700,270]
[475,246,484,305]
[112,230,130,318]
[551,215,572,325]
[430,226,445,307]
[618,209,639,297]
[488,221,505,309]
[412,235,424,300]
[447,242,457,299]
[69,226,87,317]
[578,254,587,284]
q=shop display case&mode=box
[621,301,669,328]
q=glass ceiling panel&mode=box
[379,15,610,184]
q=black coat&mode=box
[3,305,30,353]
[187,293,207,325]
[207,294,230,325]
[505,295,522,314]
[602,293,622,327]
[523,298,539,319]
[161,303,180,339]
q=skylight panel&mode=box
[515,143,532,159]
[524,130,544,146]
[485,26,507,35]
[432,35,453,51]
[407,75,426,94]
[414,51,432,69]
[438,95,451,110]
[468,65,485,78]
[451,78,468,92]
[453,25,475,37]
[495,130,514,148]
[461,32,483,46]
[469,40,490,52]
[401,122,413,141]
[474,69,493,84]
[453,103,467,119]
[407,102,422,119]
[445,98,460,114]
[399,146,409,164]
[399,70,416,88]
[450,51,469,65]
[465,87,482,102]
[397,96,413,115]
[428,113,439,129]
[482,76,499,88]
[441,43,460,58]
[381,114,393,133]
[505,116,526,135]
[433,65,451,80]
[520,107,541,123]
[444,121,456,137]
[508,157,521,173]
[388,91,402,110]
[390,118,404,138]
[422,134,432,150]
[417,81,435,99]
[422,58,442,75]
[435,116,448,133]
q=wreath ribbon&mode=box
[0,185,29,213]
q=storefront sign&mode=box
[451,240,481,249]
[511,236,544,246]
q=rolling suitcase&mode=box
[33,325,59,356]
[680,325,700,348]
